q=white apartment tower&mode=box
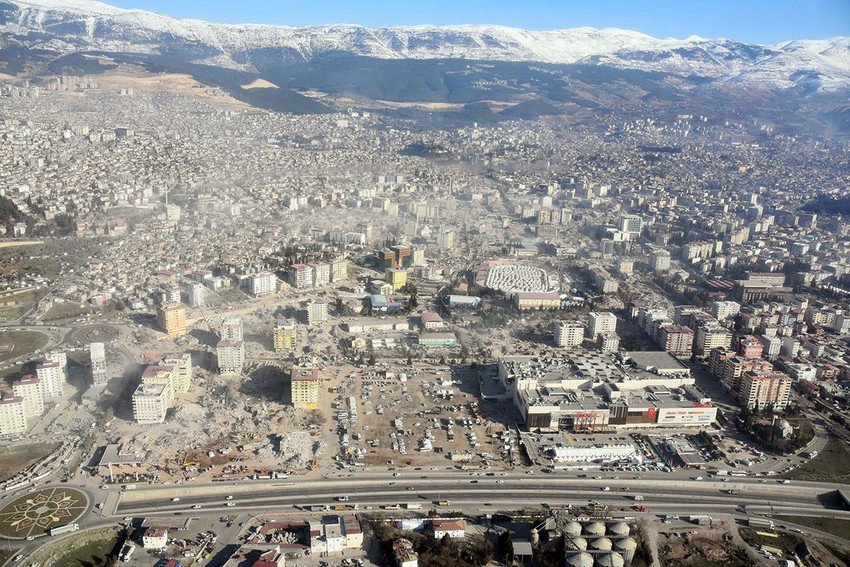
[46,351,68,382]
[36,360,64,398]
[248,272,276,296]
[182,280,206,307]
[162,353,193,393]
[711,301,741,321]
[649,249,671,272]
[0,395,27,436]
[553,321,584,347]
[90,342,108,386]
[12,375,43,418]
[618,214,643,239]
[597,332,620,353]
[217,340,245,375]
[131,383,169,424]
[587,311,617,338]
[309,262,331,286]
[308,300,329,325]
[220,317,243,341]
[330,257,348,282]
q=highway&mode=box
[112,471,850,519]
[3,470,849,567]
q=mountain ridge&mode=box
[2,0,849,94]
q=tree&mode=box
[497,530,514,565]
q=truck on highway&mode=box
[49,523,79,536]
[436,500,451,506]
[405,503,422,510]
[336,495,349,502]
[122,484,136,490]
[334,504,359,511]
[633,494,644,501]
[747,517,775,530]
[686,515,713,526]
[713,470,728,477]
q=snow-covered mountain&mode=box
[1,0,849,93]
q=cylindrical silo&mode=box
[565,551,594,567]
[607,522,630,538]
[570,537,588,551]
[583,521,606,537]
[564,521,582,538]
[589,537,613,551]
[595,551,625,567]
[614,537,637,563]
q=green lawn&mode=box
[51,534,120,567]
[0,330,49,363]
[42,302,89,322]
[0,488,87,538]
[739,527,803,557]
[774,515,850,540]
[783,438,850,483]
[0,306,27,321]
[0,442,59,482]
[0,549,18,565]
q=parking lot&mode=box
[329,363,514,471]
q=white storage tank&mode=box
[614,537,637,563]
[564,521,583,538]
[565,551,594,567]
[607,522,630,538]
[595,551,625,567]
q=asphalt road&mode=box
[3,470,849,566]
[111,472,848,516]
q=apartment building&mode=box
[288,264,314,289]
[220,317,244,342]
[90,342,108,386]
[217,340,245,375]
[330,257,348,282]
[658,325,694,358]
[0,395,27,436]
[248,272,276,296]
[385,268,407,291]
[309,262,331,287]
[131,383,169,424]
[35,360,64,398]
[739,370,792,410]
[291,366,319,410]
[307,300,329,325]
[553,320,584,347]
[12,375,43,418]
[274,324,297,352]
[587,311,617,338]
[157,304,186,337]
[693,325,732,358]
[161,353,193,394]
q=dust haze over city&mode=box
[0,0,849,565]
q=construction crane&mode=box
[190,303,219,335]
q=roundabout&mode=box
[66,324,121,346]
[0,487,88,538]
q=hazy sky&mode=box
[103,0,850,44]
